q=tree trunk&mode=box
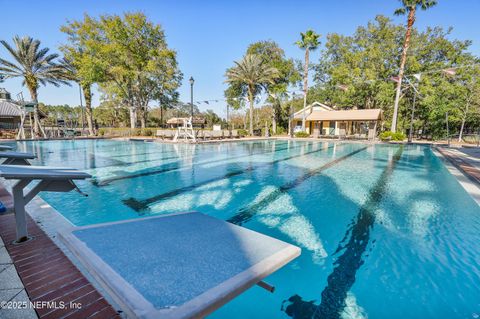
[302,48,310,130]
[129,106,137,129]
[248,85,254,135]
[391,6,416,133]
[82,84,95,136]
[459,102,470,142]
[272,104,277,135]
[140,105,146,129]
[160,105,164,128]
[26,86,44,138]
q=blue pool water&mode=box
[8,139,480,318]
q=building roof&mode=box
[167,117,206,124]
[306,109,383,121]
[292,101,382,121]
[292,102,333,118]
[0,100,22,118]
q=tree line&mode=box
[225,0,480,140]
[1,1,479,140]
[0,12,182,138]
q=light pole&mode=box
[189,76,194,119]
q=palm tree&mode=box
[391,0,437,132]
[295,30,320,131]
[225,54,279,135]
[0,36,69,137]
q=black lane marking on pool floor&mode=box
[123,143,339,212]
[94,141,302,186]
[227,146,369,226]
[282,145,404,319]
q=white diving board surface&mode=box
[59,212,301,319]
[0,165,91,242]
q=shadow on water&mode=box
[228,146,369,226]
[123,143,337,212]
[93,141,308,187]
[281,146,404,319]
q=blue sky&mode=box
[0,0,478,117]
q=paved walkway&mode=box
[436,147,480,185]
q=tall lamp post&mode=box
[189,76,195,119]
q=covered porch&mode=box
[293,107,383,139]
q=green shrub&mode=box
[142,128,154,136]
[295,131,310,138]
[380,131,406,141]
[275,126,286,135]
[98,128,106,136]
[237,129,248,136]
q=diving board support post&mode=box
[11,179,31,243]
[2,158,31,165]
[257,280,275,293]
[11,178,86,243]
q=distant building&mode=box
[291,102,383,139]
[0,88,22,130]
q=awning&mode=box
[167,117,206,124]
[305,109,382,121]
[0,100,22,118]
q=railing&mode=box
[447,133,480,146]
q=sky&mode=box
[0,0,479,118]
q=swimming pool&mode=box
[9,139,480,318]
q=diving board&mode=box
[59,212,301,319]
[0,151,36,165]
[0,145,13,151]
[0,165,91,243]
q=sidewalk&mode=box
[436,146,480,185]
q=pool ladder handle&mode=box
[257,281,275,293]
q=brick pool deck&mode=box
[436,147,480,185]
[0,212,121,319]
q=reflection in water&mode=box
[282,146,403,319]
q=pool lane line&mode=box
[227,146,370,226]
[122,143,340,212]
[93,141,304,187]
[93,141,292,186]
[282,145,404,319]
[90,153,185,174]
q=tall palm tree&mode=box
[295,30,320,131]
[391,0,437,132]
[226,54,279,135]
[0,36,69,137]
